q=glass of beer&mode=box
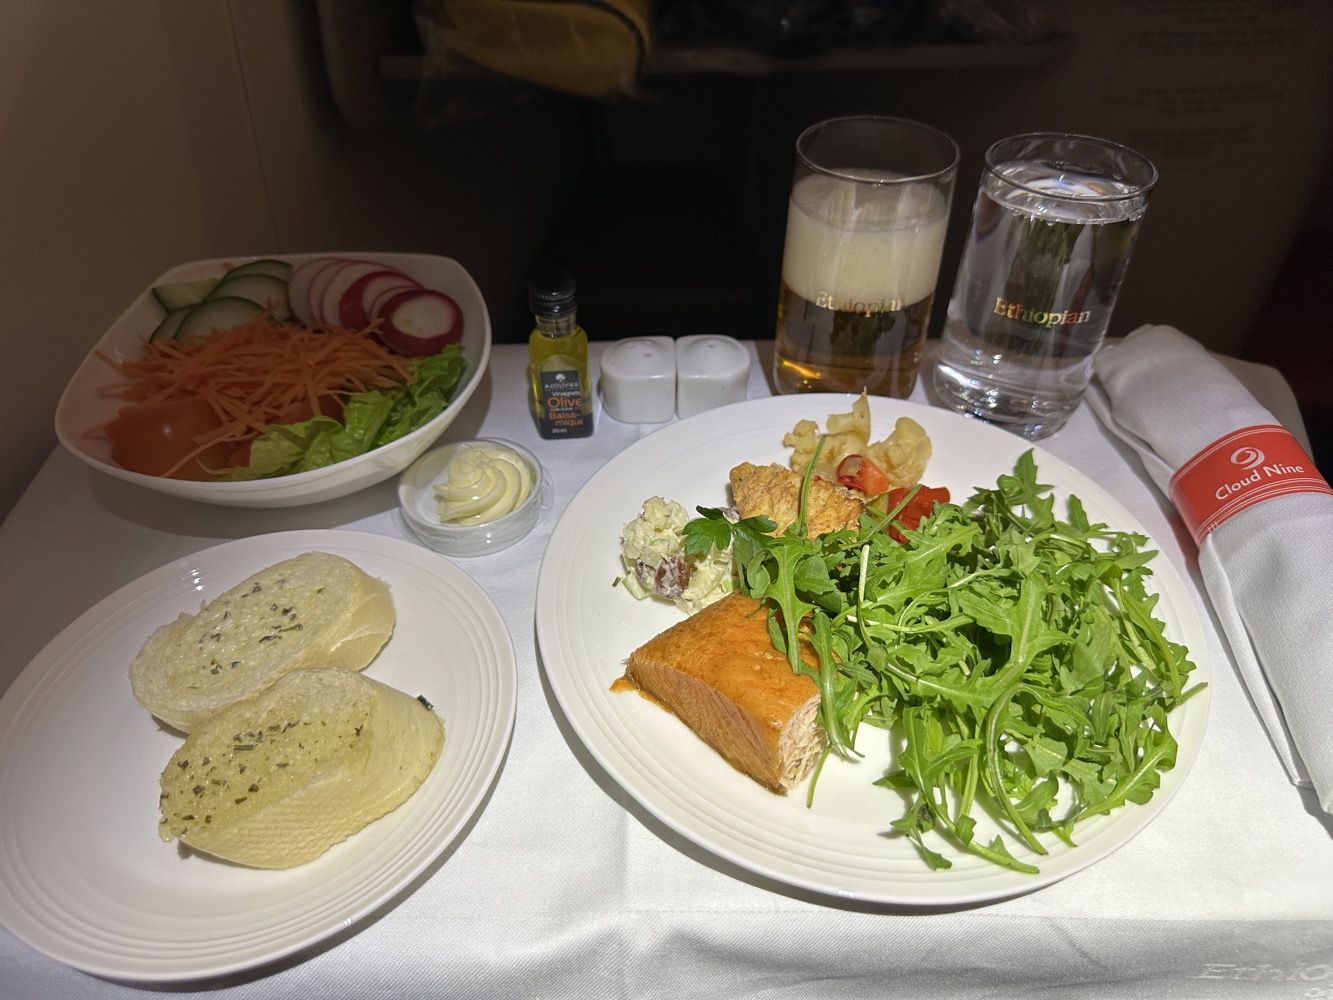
[773,116,959,398]
[933,133,1157,439]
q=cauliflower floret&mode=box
[867,416,931,490]
[783,392,931,492]
[783,418,824,477]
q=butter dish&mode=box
[398,438,549,556]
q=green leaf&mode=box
[1023,734,1069,776]
[232,394,394,479]
[371,345,467,446]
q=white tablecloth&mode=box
[2,341,1331,1000]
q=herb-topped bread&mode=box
[129,551,395,732]
[157,667,444,868]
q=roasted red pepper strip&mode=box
[880,485,951,543]
[835,454,892,498]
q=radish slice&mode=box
[367,279,421,323]
[375,289,464,356]
[287,258,340,325]
[306,259,360,324]
[340,269,419,329]
[320,261,390,328]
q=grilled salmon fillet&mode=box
[619,592,825,793]
[729,462,864,538]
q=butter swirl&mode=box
[434,443,534,526]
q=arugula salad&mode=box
[685,449,1204,873]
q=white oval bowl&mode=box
[54,252,491,507]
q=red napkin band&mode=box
[1169,424,1333,546]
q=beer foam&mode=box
[782,173,948,309]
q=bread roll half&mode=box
[157,667,444,868]
[129,551,394,732]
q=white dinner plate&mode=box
[0,529,516,981]
[536,394,1210,906]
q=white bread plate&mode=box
[0,529,517,980]
[54,253,491,508]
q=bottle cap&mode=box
[528,270,577,318]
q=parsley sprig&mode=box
[683,450,1203,873]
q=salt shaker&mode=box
[599,336,676,423]
[675,335,750,418]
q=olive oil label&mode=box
[537,369,591,438]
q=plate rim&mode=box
[0,528,517,980]
[536,393,1211,906]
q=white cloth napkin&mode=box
[1088,324,1333,812]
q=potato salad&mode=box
[618,497,734,614]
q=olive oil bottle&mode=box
[528,269,593,438]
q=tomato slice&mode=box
[103,394,345,480]
[103,396,233,480]
[878,484,951,542]
[835,454,892,498]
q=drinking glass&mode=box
[772,116,959,398]
[933,132,1157,439]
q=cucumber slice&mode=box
[151,278,220,312]
[175,296,264,340]
[207,272,290,320]
[224,258,294,281]
[149,305,193,342]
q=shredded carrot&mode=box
[91,315,417,478]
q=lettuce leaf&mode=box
[224,344,468,481]
[371,345,469,448]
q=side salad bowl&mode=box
[54,252,491,508]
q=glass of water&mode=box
[933,133,1157,439]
